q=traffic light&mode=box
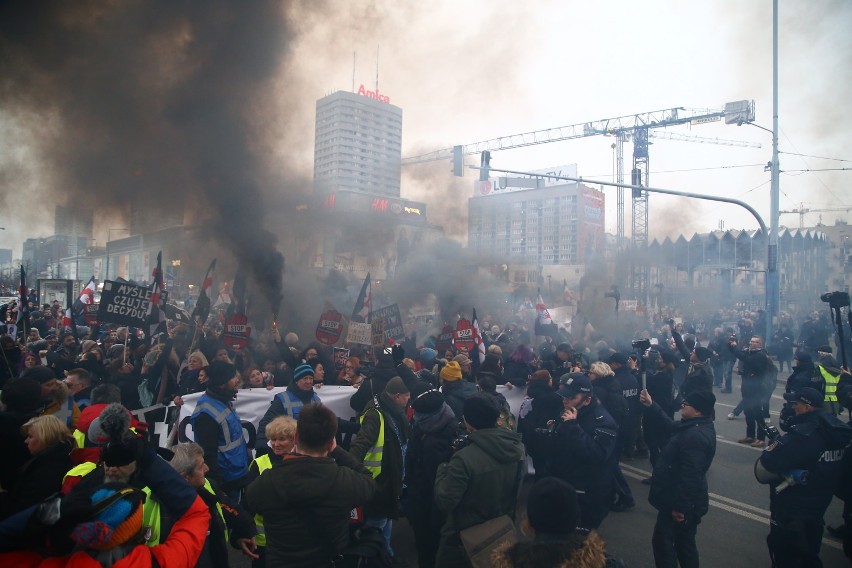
[480,151,491,181]
[452,145,464,177]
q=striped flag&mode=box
[73,276,97,315]
[471,307,486,364]
[147,252,166,341]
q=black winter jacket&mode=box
[646,405,716,520]
[591,376,627,427]
[245,447,376,568]
[551,399,619,506]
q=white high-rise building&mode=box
[313,89,402,198]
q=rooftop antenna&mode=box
[352,51,356,92]
[375,44,380,93]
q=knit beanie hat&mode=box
[693,347,714,362]
[453,353,472,367]
[526,477,580,535]
[384,376,409,395]
[412,388,444,414]
[69,484,145,551]
[419,348,438,365]
[293,364,315,382]
[207,360,238,386]
[463,394,500,430]
[683,390,716,416]
[440,361,462,382]
[81,340,99,354]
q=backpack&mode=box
[338,526,392,568]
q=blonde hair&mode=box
[588,361,614,378]
[265,416,297,441]
[188,350,209,367]
[21,415,72,448]
[487,344,502,357]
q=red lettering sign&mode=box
[454,319,475,353]
[316,309,343,346]
[357,84,391,104]
[222,313,251,349]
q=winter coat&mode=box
[645,369,675,419]
[503,360,535,388]
[730,346,771,401]
[551,399,619,507]
[492,531,624,568]
[192,387,250,493]
[759,410,852,520]
[645,404,716,520]
[517,382,564,477]
[255,383,320,453]
[0,407,40,493]
[349,393,409,519]
[591,375,627,428]
[612,367,641,417]
[2,439,73,519]
[245,447,376,568]
[784,364,822,395]
[434,426,525,567]
[678,362,714,400]
[442,379,479,420]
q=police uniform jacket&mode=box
[645,405,716,519]
[759,410,850,520]
[551,399,619,507]
[591,376,628,428]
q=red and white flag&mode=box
[352,272,372,324]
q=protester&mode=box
[245,403,376,568]
[255,363,320,454]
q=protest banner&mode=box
[97,280,153,326]
[151,384,527,452]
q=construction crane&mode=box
[402,101,756,298]
[779,204,852,228]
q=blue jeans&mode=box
[366,516,394,557]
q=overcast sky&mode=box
[1,0,850,254]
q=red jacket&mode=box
[0,495,209,568]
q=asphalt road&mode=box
[231,385,850,567]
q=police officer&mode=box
[550,373,619,530]
[758,387,852,566]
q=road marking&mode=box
[619,464,843,551]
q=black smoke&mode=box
[0,1,290,315]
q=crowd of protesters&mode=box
[0,289,851,567]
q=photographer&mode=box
[729,336,773,448]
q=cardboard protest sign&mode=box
[97,281,153,326]
[346,322,371,345]
[435,324,455,354]
[83,304,99,326]
[372,304,405,343]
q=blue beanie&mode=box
[293,364,315,381]
[419,348,438,364]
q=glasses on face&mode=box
[681,401,691,408]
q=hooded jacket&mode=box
[434,426,524,566]
[245,447,376,568]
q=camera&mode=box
[820,291,851,309]
[533,421,559,437]
[632,339,651,351]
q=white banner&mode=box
[152,384,529,449]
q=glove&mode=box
[391,344,405,365]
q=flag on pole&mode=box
[471,307,486,373]
[351,272,372,324]
[191,259,216,324]
[73,276,97,315]
[147,252,166,341]
[534,288,558,337]
[227,264,247,317]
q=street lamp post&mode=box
[105,228,129,282]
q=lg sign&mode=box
[358,84,391,104]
